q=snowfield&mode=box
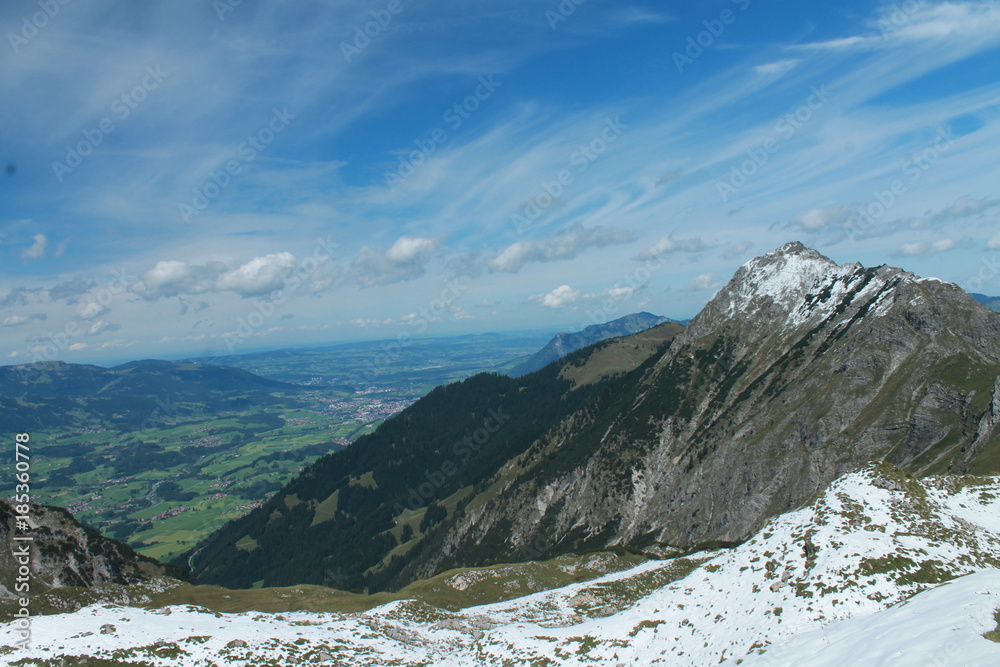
[3,464,1000,666]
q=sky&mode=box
[2,0,999,364]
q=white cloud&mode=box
[531,285,582,308]
[530,283,644,309]
[67,343,88,352]
[488,224,634,274]
[217,252,297,297]
[353,236,440,287]
[136,260,225,299]
[2,315,29,327]
[896,238,956,257]
[987,233,1000,250]
[21,234,47,261]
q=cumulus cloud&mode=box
[988,232,1000,250]
[217,252,297,297]
[488,224,633,273]
[135,260,225,300]
[531,285,582,308]
[135,252,315,299]
[20,234,47,261]
[353,236,440,287]
[895,238,956,257]
[530,283,644,309]
[635,235,708,260]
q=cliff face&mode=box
[0,500,180,598]
[398,243,1000,584]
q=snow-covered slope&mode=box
[4,464,1000,665]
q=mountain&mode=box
[0,359,292,398]
[0,359,296,433]
[407,242,1000,582]
[0,500,185,608]
[971,293,1000,313]
[508,311,672,377]
[183,242,1000,595]
[11,464,1000,665]
[182,321,685,590]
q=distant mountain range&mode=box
[971,293,1000,312]
[0,359,292,398]
[508,312,673,377]
[0,359,295,433]
[183,242,1000,594]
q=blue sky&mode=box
[2,0,999,363]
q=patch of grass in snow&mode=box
[984,609,1000,643]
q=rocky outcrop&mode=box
[0,499,184,593]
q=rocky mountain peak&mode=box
[681,242,894,341]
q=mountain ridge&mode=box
[184,242,1000,594]
[508,311,672,377]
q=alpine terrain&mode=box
[185,242,1000,594]
[4,464,1000,664]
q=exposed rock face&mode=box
[401,243,1000,582]
[0,499,181,593]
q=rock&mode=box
[226,639,248,648]
[99,624,116,635]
